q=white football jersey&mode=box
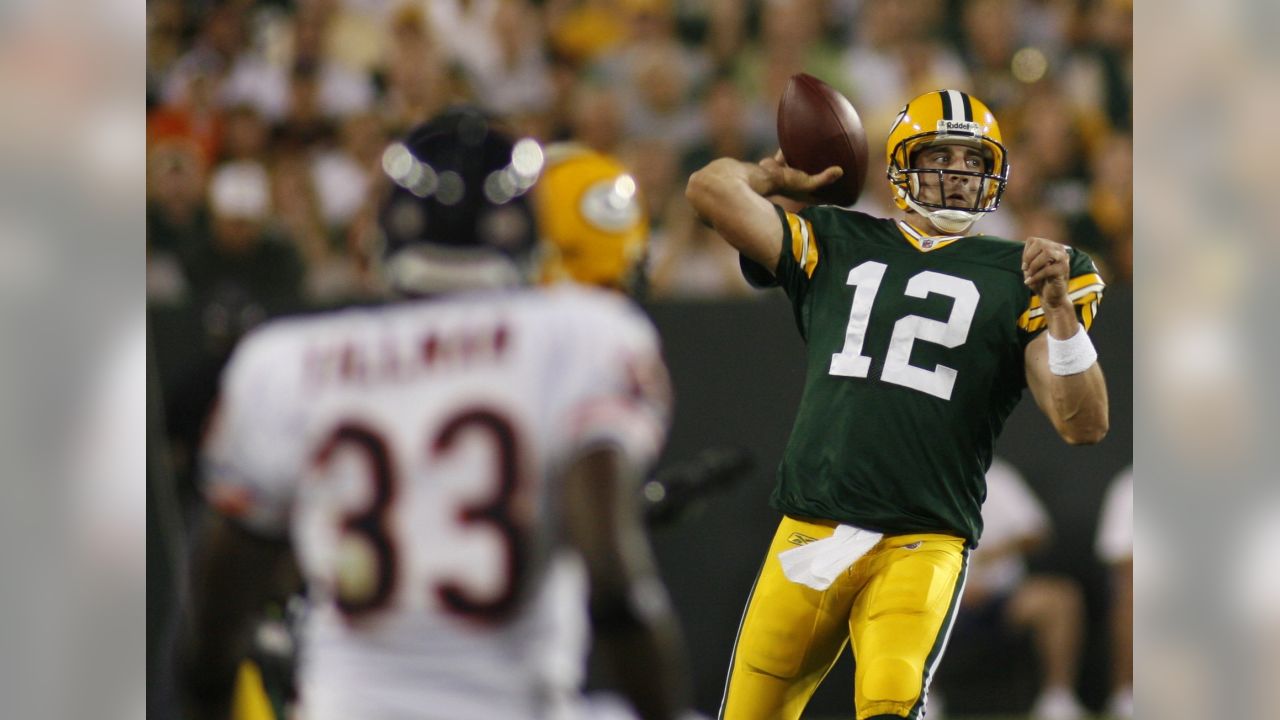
[201,284,672,720]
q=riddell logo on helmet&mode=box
[937,120,980,135]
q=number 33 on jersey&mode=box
[202,286,670,618]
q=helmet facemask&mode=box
[889,134,1009,234]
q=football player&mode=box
[685,89,1109,720]
[179,108,692,720]
[531,143,756,529]
[534,142,649,293]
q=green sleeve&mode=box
[1066,247,1106,330]
[772,204,815,306]
[1016,246,1107,342]
[737,204,815,305]
[737,204,816,338]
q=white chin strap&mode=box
[904,195,981,235]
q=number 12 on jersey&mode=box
[829,260,979,401]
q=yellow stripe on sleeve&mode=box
[1068,273,1105,293]
[1017,273,1106,332]
[785,211,802,250]
[786,213,819,278]
[1019,313,1047,333]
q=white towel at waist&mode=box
[778,524,884,591]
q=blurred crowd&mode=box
[147,0,1132,315]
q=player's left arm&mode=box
[557,299,691,720]
[1022,237,1110,445]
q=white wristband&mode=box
[1047,324,1097,376]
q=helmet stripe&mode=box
[959,92,974,122]
[945,89,967,122]
[938,90,953,120]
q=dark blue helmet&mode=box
[378,107,543,294]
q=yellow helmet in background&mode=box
[885,89,1010,234]
[534,143,648,291]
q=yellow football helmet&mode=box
[534,143,647,291]
[885,89,1010,233]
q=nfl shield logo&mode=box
[921,238,936,250]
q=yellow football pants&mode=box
[720,515,968,720]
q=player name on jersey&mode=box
[303,322,511,387]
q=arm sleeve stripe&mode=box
[801,219,818,277]
[786,213,820,278]
[1023,275,1106,310]
[785,212,802,252]
[1017,283,1105,332]
[799,219,810,273]
[1068,273,1105,293]
[1020,272,1106,313]
[1024,287,1104,316]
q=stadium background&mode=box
[146,0,1132,716]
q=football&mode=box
[776,73,869,207]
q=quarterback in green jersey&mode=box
[686,89,1109,720]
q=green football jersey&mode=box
[750,205,1104,545]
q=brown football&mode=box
[776,73,869,207]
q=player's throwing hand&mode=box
[758,150,843,203]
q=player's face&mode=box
[914,144,986,211]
